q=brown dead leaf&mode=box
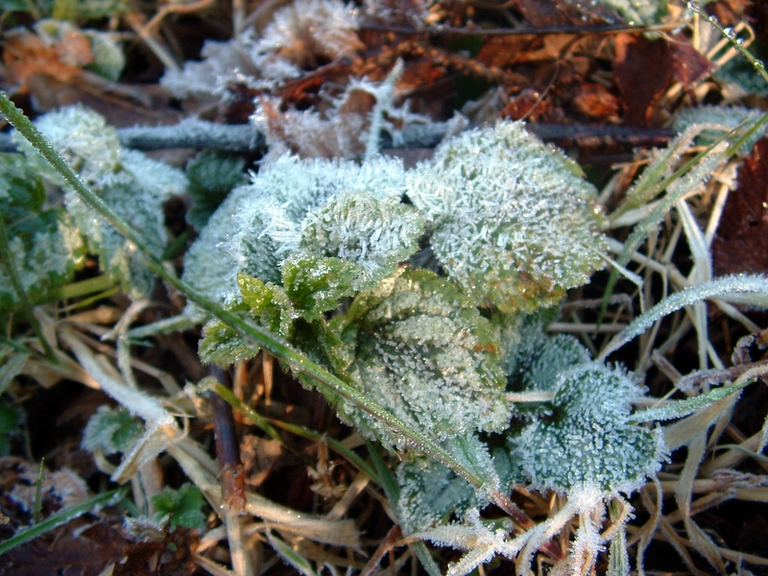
[573,82,619,120]
[712,137,768,276]
[3,29,92,94]
[514,0,621,27]
[614,33,674,126]
[669,36,713,89]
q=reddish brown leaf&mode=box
[573,82,619,120]
[2,30,93,94]
[713,138,768,276]
[614,33,674,126]
[669,37,713,88]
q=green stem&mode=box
[0,216,56,362]
[0,92,483,489]
[45,274,116,303]
[0,487,128,555]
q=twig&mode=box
[208,364,247,514]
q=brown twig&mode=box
[208,364,247,513]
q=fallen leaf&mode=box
[614,33,674,126]
[712,137,768,276]
[573,82,619,120]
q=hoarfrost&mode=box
[408,121,608,313]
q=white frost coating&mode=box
[408,120,608,313]
[163,0,361,98]
[673,105,767,155]
[600,274,768,360]
[511,362,666,495]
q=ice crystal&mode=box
[407,121,608,313]
[511,362,666,494]
[183,153,411,315]
[397,452,482,533]
[14,106,186,299]
[162,0,362,98]
[0,153,85,313]
[330,267,510,446]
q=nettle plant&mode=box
[4,52,768,574]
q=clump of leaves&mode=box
[151,483,206,532]
[13,105,187,299]
[0,152,85,313]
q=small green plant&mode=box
[151,483,207,532]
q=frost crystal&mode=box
[183,153,412,314]
[331,268,510,446]
[511,362,666,494]
[408,121,608,313]
[300,190,425,290]
[15,106,186,299]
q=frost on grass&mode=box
[672,105,768,155]
[329,267,510,446]
[408,121,608,313]
[14,106,187,299]
[162,0,361,97]
[0,153,85,313]
[510,362,666,494]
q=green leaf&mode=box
[282,253,359,320]
[0,401,24,456]
[397,453,480,533]
[152,483,206,531]
[81,405,144,455]
[198,311,264,366]
[628,380,751,424]
[408,121,607,313]
[332,267,510,446]
[185,151,247,232]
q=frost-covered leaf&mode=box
[185,151,247,232]
[501,315,592,419]
[397,453,481,533]
[198,311,263,366]
[14,106,186,299]
[511,362,665,494]
[331,267,509,446]
[82,405,144,455]
[151,483,206,531]
[281,254,360,320]
[162,0,361,97]
[408,121,607,313]
[183,154,409,317]
[301,190,424,290]
[0,154,85,313]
